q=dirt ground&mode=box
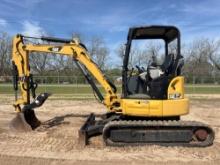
[0,95,220,165]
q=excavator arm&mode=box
[10,34,121,132]
[12,34,119,113]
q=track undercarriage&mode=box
[79,113,215,147]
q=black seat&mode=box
[176,55,184,75]
[160,54,174,73]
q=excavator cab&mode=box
[122,26,183,99]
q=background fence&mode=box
[0,76,220,98]
[1,75,220,84]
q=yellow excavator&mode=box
[10,25,214,147]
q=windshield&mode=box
[128,39,165,71]
[128,38,179,70]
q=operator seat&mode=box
[148,54,175,99]
[147,53,174,79]
[160,53,174,74]
[128,54,175,99]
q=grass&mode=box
[185,86,220,94]
[0,84,220,95]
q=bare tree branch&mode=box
[88,36,109,70]
[0,32,11,76]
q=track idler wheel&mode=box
[194,129,208,141]
[10,109,41,132]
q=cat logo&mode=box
[48,46,62,52]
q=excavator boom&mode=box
[11,34,120,132]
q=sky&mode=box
[0,0,220,65]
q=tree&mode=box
[206,40,220,71]
[88,36,109,70]
[0,32,11,77]
[115,43,125,63]
[184,38,213,83]
[147,41,162,57]
[29,52,50,75]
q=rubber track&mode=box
[103,120,215,147]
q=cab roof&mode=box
[128,25,180,43]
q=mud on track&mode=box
[0,96,220,165]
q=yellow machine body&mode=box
[121,97,189,117]
[12,35,189,118]
[120,76,189,117]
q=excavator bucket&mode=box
[10,109,41,132]
[10,93,50,132]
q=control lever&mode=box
[135,65,144,73]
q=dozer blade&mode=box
[10,93,50,132]
[10,109,41,132]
